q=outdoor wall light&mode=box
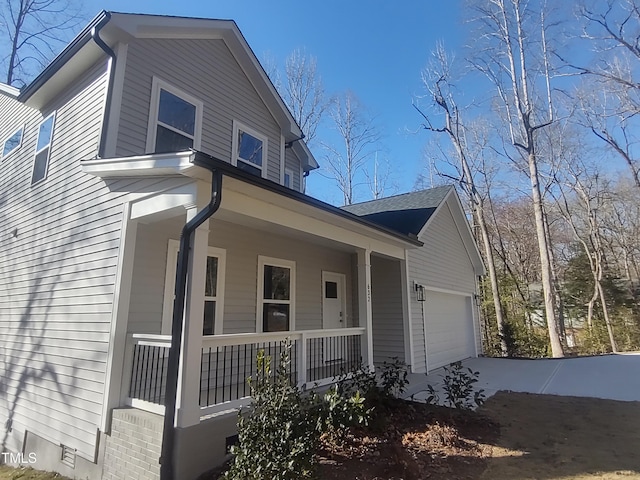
[415,283,426,302]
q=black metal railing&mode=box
[199,339,298,407]
[306,333,362,383]
[128,342,169,405]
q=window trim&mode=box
[2,125,24,160]
[284,167,295,189]
[256,255,296,333]
[231,120,268,178]
[146,77,203,154]
[162,240,226,335]
[31,112,56,185]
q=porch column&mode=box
[176,203,209,427]
[357,248,374,371]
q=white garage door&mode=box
[425,291,475,370]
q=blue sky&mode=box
[81,1,467,204]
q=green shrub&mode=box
[379,357,409,398]
[224,341,370,480]
[425,361,486,410]
[224,345,315,480]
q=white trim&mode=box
[146,76,203,154]
[422,285,474,297]
[400,254,415,371]
[279,133,285,184]
[284,167,295,189]
[321,271,347,329]
[162,240,227,336]
[231,119,268,178]
[161,239,180,335]
[100,203,138,433]
[205,246,227,336]
[31,112,56,185]
[102,43,128,158]
[256,255,296,333]
[2,124,23,160]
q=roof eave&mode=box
[81,150,421,248]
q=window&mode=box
[2,126,23,159]
[147,77,203,154]
[257,256,295,332]
[284,167,295,189]
[232,120,268,177]
[162,240,226,336]
[32,113,55,184]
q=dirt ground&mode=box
[315,391,640,480]
[4,391,640,479]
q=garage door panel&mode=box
[425,291,475,370]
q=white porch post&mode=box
[357,248,374,371]
[176,201,209,427]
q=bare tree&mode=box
[265,48,326,145]
[468,0,564,356]
[0,0,83,87]
[323,91,379,205]
[566,0,640,189]
[416,43,509,356]
[546,123,619,351]
[363,152,396,200]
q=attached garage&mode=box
[425,290,476,370]
[344,186,485,373]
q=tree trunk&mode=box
[528,151,564,357]
[476,201,509,356]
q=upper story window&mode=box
[284,167,295,189]
[32,113,55,185]
[232,120,268,177]
[2,126,23,160]
[147,77,203,154]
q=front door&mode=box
[322,271,346,329]
[322,272,346,363]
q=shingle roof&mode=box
[341,185,453,236]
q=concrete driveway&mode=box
[405,353,640,403]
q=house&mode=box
[0,11,483,480]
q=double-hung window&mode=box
[147,78,203,154]
[162,241,226,336]
[232,120,267,177]
[32,113,55,184]
[2,126,23,160]
[257,256,295,332]
[284,167,295,189]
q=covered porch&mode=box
[84,151,420,429]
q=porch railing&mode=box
[124,328,365,417]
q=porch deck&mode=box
[123,328,365,417]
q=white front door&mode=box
[322,271,346,330]
[322,272,346,363]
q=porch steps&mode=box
[102,408,163,480]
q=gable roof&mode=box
[341,185,453,236]
[14,10,318,170]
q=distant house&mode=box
[0,11,484,480]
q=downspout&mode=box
[161,165,224,480]
[90,11,115,159]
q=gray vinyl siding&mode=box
[0,60,111,460]
[127,216,354,336]
[411,198,476,293]
[408,197,477,373]
[116,38,284,183]
[370,255,404,364]
[0,59,199,461]
[284,147,302,191]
